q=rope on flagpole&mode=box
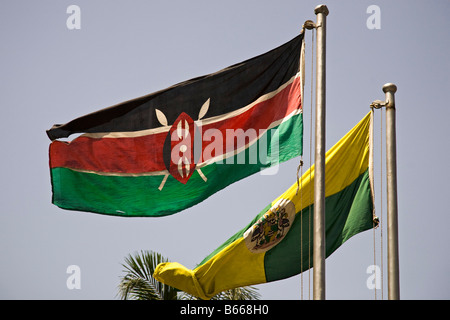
[370,99,387,300]
[308,22,315,301]
[299,17,318,300]
[298,19,316,300]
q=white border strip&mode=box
[82,72,301,139]
[62,109,302,177]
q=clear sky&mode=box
[1,0,449,299]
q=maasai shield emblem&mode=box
[164,112,197,184]
[156,98,210,187]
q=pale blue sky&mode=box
[1,0,449,299]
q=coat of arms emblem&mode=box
[244,198,296,253]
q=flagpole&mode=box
[383,83,400,300]
[313,4,328,300]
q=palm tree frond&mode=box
[118,250,260,300]
[118,276,161,300]
[118,250,179,300]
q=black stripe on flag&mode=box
[47,33,303,141]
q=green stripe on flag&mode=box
[51,113,302,217]
[264,169,373,282]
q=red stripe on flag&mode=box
[50,77,301,174]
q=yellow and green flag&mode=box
[154,112,376,300]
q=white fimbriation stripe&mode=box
[67,168,170,177]
[199,72,301,127]
[82,72,301,139]
[196,108,302,168]
[62,108,302,177]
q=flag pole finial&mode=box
[382,83,397,94]
[314,4,329,16]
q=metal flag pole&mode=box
[313,4,328,300]
[383,83,400,300]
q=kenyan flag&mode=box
[47,33,305,217]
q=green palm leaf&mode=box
[118,250,178,300]
[118,250,260,300]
